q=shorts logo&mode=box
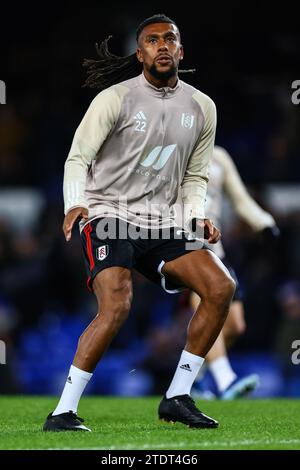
[96,245,109,261]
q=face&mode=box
[136,23,184,81]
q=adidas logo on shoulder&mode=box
[134,110,146,121]
[180,363,192,372]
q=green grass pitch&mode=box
[0,397,299,450]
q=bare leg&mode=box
[190,292,245,361]
[190,292,255,397]
[163,250,236,357]
[158,250,235,427]
[47,266,133,422]
[73,267,133,372]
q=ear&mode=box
[179,45,184,61]
[136,48,144,63]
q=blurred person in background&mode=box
[274,280,300,394]
[0,293,19,393]
[43,14,236,432]
[189,145,280,399]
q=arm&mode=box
[63,86,123,214]
[220,147,276,231]
[63,86,124,240]
[181,93,217,231]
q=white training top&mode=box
[63,73,216,230]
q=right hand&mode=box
[192,218,221,244]
[63,207,89,242]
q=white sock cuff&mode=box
[209,356,230,370]
[70,365,93,381]
[181,350,204,366]
[166,350,205,399]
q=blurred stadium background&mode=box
[0,2,299,398]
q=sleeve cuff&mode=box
[183,204,205,231]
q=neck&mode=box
[143,69,178,89]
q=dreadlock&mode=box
[82,36,142,90]
[83,14,195,91]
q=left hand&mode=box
[259,225,280,252]
[261,225,280,242]
[196,218,221,244]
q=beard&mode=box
[149,63,177,81]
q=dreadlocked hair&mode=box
[82,36,142,90]
[83,14,195,91]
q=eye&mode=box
[149,37,157,44]
[166,36,176,43]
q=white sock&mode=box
[52,365,93,416]
[209,356,237,393]
[166,350,205,399]
[195,361,207,382]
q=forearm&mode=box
[181,93,216,230]
[63,155,89,215]
[221,147,276,231]
[181,179,207,229]
[62,87,122,215]
[234,192,275,231]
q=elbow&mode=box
[182,175,208,187]
[64,154,89,172]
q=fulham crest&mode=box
[96,245,109,261]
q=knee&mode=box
[110,297,131,328]
[104,280,132,328]
[207,273,236,307]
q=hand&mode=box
[63,207,89,242]
[262,225,280,238]
[261,225,280,240]
[196,218,221,244]
[259,225,280,249]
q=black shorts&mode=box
[221,257,243,302]
[81,217,207,293]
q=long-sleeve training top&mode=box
[63,73,216,230]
